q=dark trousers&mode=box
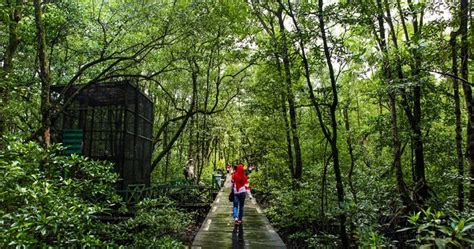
[232,192,246,220]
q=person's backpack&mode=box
[228,182,234,202]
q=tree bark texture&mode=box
[407,0,428,202]
[34,0,52,149]
[343,105,357,203]
[459,0,474,204]
[163,101,170,181]
[275,54,295,179]
[3,0,23,72]
[450,31,465,211]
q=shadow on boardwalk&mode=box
[191,175,286,249]
[232,224,244,249]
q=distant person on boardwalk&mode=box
[185,159,195,181]
[231,164,252,225]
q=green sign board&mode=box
[63,129,83,155]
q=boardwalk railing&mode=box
[118,174,225,207]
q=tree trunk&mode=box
[163,101,170,181]
[188,115,195,165]
[281,79,296,178]
[178,130,184,172]
[34,0,52,149]
[388,92,411,206]
[213,138,218,171]
[3,0,23,72]
[321,142,329,220]
[388,0,428,202]
[317,0,349,247]
[459,0,474,204]
[223,146,228,166]
[276,6,303,181]
[407,0,428,202]
[343,104,357,203]
[150,68,198,173]
[0,0,23,139]
[375,0,411,207]
[450,31,464,211]
[275,54,295,178]
[195,113,201,182]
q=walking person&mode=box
[231,164,252,225]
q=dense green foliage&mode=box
[1,0,474,247]
[110,198,190,247]
[0,138,190,247]
[402,208,474,248]
[0,138,119,246]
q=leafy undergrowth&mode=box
[251,174,474,248]
[0,138,193,247]
[1,138,121,246]
[109,198,190,247]
[399,208,474,248]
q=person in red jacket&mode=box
[231,164,252,225]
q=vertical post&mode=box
[88,107,95,156]
[213,137,218,171]
[122,96,128,191]
[133,86,139,185]
[148,94,154,187]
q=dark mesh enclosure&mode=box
[51,81,153,190]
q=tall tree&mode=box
[34,0,52,148]
[1,0,24,139]
[450,30,464,211]
[317,0,349,246]
[458,0,473,204]
[276,54,296,179]
[276,4,303,181]
[250,3,296,179]
[384,0,428,201]
[343,103,357,203]
[371,0,411,206]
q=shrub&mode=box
[399,207,474,248]
[110,197,190,247]
[355,225,391,248]
[0,138,121,247]
[1,138,196,248]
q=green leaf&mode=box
[448,240,463,248]
[461,223,474,233]
[418,223,431,233]
[437,226,451,235]
[397,227,413,232]
[455,219,465,232]
[434,238,446,249]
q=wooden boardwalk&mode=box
[191,175,286,249]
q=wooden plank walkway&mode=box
[191,175,286,249]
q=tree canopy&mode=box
[1,0,473,247]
